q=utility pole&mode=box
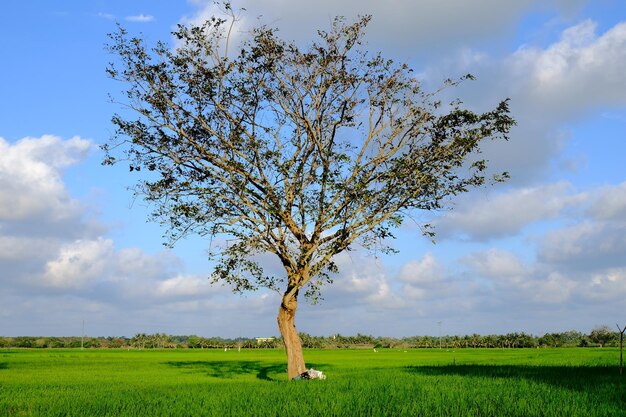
[617,324,625,376]
[438,321,442,349]
[81,320,84,350]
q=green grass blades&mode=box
[1,348,624,416]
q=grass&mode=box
[1,348,624,416]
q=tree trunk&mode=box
[277,292,306,379]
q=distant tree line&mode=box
[0,326,619,349]
[300,326,618,349]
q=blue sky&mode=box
[1,0,625,339]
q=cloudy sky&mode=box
[1,0,625,339]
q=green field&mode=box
[1,348,624,416]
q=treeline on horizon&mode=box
[1,325,621,349]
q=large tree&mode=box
[104,6,514,379]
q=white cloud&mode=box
[334,253,389,297]
[0,135,218,304]
[586,268,626,301]
[395,253,486,310]
[399,252,444,285]
[537,182,626,273]
[539,221,626,270]
[0,236,57,261]
[436,182,584,241]
[461,247,574,305]
[463,249,527,281]
[0,135,106,297]
[420,19,626,184]
[308,251,405,310]
[180,1,236,27]
[0,135,241,333]
[0,135,91,223]
[588,180,626,221]
[156,274,214,297]
[114,247,182,282]
[511,20,626,113]
[527,271,576,304]
[44,238,114,289]
[181,0,579,56]
[125,14,155,23]
[454,177,626,308]
[460,209,626,308]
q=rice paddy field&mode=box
[1,347,624,416]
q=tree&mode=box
[131,333,147,349]
[104,5,514,379]
[589,325,617,348]
[187,335,201,349]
